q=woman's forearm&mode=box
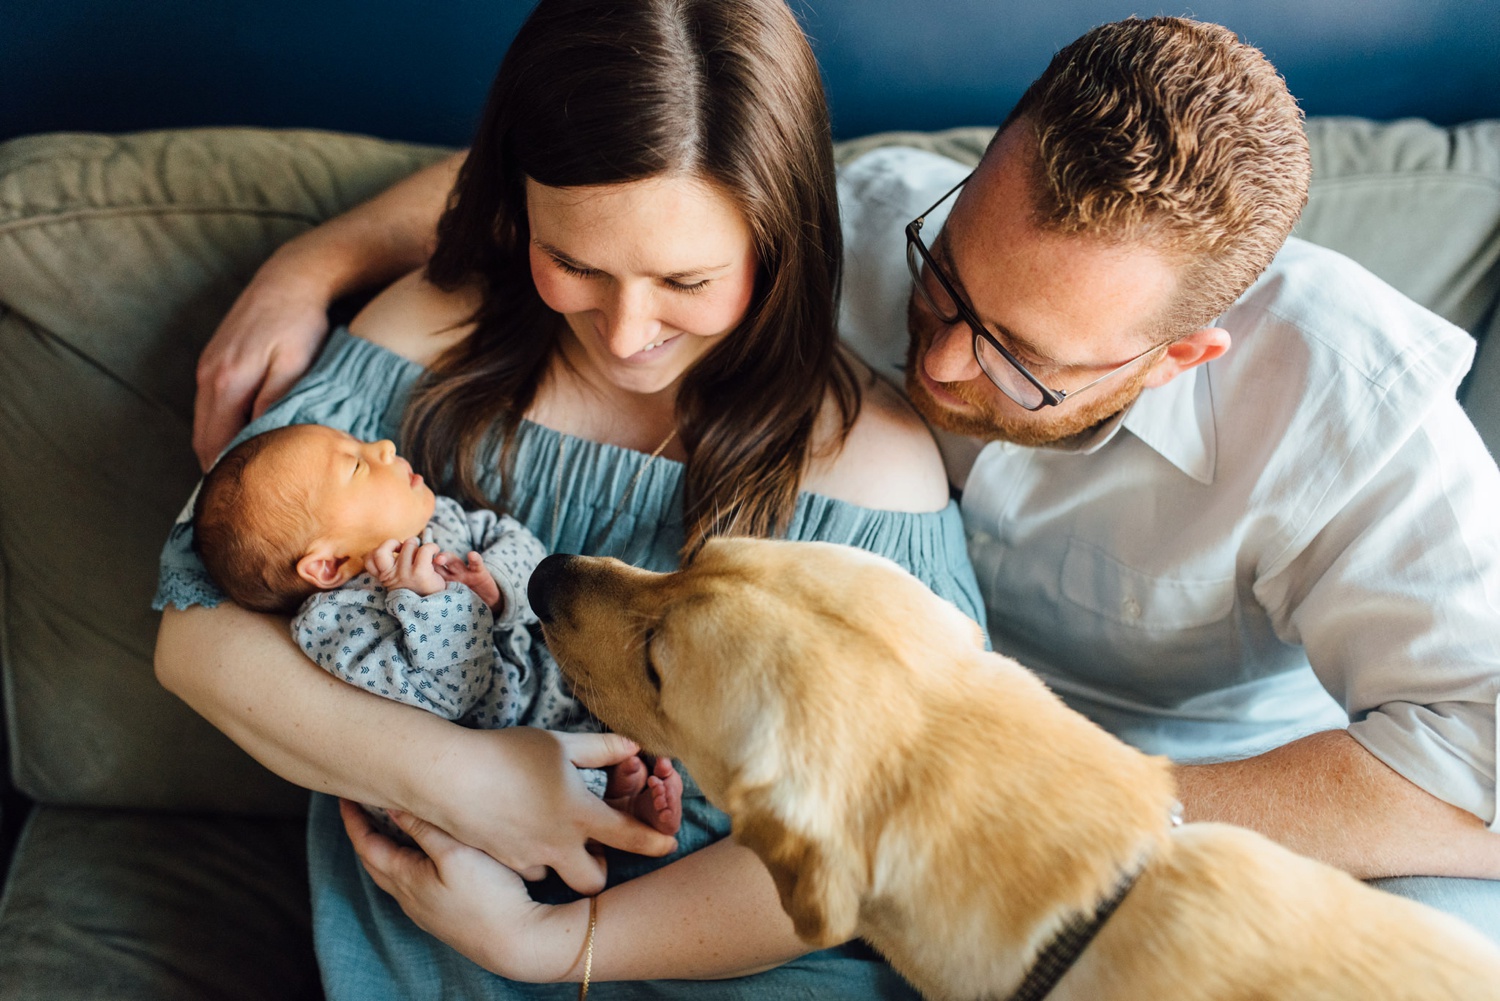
[154,603,460,807]
[158,603,676,888]
[543,838,816,982]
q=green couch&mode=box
[1,120,1498,998]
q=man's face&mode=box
[904,125,1184,446]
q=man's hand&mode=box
[434,550,504,611]
[193,258,334,470]
[371,538,446,596]
[193,152,467,470]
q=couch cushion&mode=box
[0,807,319,1001]
[0,129,451,810]
[1297,118,1500,337]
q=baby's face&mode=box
[274,425,437,562]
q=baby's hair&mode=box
[193,425,321,614]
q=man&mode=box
[834,17,1500,932]
[193,16,1500,936]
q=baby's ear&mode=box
[296,546,359,590]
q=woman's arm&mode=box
[154,602,677,890]
[349,804,815,982]
[194,152,465,469]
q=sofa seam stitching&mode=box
[0,205,321,237]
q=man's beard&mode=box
[903,298,1148,447]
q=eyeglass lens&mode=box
[906,241,1048,411]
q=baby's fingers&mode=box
[372,539,403,577]
[395,537,424,574]
[412,542,442,573]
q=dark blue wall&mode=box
[6,0,1498,146]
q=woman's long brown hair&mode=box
[403,0,858,555]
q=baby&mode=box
[192,422,681,837]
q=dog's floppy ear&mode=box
[737,812,865,948]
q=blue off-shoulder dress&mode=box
[155,328,986,1001]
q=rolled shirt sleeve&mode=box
[1273,396,1500,827]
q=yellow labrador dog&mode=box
[530,538,1500,1001]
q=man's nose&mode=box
[923,321,983,383]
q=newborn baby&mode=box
[192,422,681,837]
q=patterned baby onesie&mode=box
[293,494,606,797]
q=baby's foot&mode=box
[635,757,683,836]
[605,755,683,836]
[605,754,648,803]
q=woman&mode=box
[156,0,982,996]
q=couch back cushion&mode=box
[0,129,449,811]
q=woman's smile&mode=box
[623,332,682,361]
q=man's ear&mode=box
[296,544,361,590]
[1142,326,1231,389]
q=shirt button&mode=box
[1122,597,1142,620]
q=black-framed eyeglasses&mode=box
[905,174,1164,411]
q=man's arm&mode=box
[194,152,464,468]
[1174,729,1500,880]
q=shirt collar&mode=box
[1118,364,1218,485]
[952,365,1218,486]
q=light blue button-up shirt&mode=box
[838,146,1500,828]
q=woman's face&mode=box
[526,174,759,399]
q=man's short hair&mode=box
[193,425,319,614]
[1005,16,1311,334]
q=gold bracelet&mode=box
[578,894,598,1001]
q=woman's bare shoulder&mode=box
[802,362,952,514]
[346,268,480,367]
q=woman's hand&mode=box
[415,727,678,894]
[342,799,594,981]
[193,252,335,469]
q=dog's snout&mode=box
[528,553,580,624]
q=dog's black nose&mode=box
[528,553,578,624]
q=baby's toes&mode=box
[605,755,647,799]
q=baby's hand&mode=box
[434,551,504,612]
[371,537,446,596]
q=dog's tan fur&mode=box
[538,538,1500,1000]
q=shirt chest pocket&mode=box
[1060,537,1235,630]
[1053,537,1247,703]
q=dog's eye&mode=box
[643,629,662,691]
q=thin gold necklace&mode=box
[549,427,678,550]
